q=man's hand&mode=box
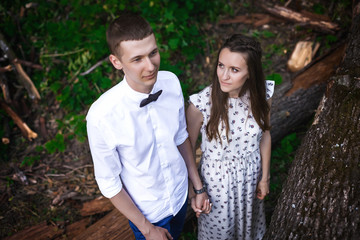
[256,179,270,200]
[142,224,173,240]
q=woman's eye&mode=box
[218,63,224,68]
[232,68,239,73]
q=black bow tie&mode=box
[140,90,162,107]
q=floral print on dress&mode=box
[189,80,274,240]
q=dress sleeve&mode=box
[265,80,275,100]
[188,86,210,113]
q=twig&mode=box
[284,0,293,7]
[0,74,11,103]
[64,164,93,175]
[18,59,43,70]
[0,65,12,72]
[41,48,85,58]
[45,173,66,177]
[80,56,109,76]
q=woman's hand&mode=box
[190,192,212,217]
[256,179,270,200]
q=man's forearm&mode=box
[110,189,153,235]
[177,138,203,189]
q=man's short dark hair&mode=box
[106,14,154,57]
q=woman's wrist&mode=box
[193,185,206,194]
[261,175,270,182]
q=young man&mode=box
[86,14,210,240]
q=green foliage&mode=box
[44,133,66,154]
[266,73,283,85]
[270,133,301,193]
[0,0,232,156]
[312,3,326,15]
[20,156,40,167]
[179,232,197,240]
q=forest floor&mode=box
[0,1,351,239]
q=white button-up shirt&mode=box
[86,71,189,222]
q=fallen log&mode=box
[73,209,135,240]
[270,43,346,143]
[80,196,114,216]
[259,2,339,33]
[65,217,92,239]
[0,99,38,140]
[218,13,284,27]
[4,221,63,240]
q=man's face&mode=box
[109,34,160,93]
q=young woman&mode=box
[187,34,274,240]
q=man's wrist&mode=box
[193,185,206,194]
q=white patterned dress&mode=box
[189,81,274,240]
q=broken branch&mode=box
[0,99,38,140]
[0,32,41,100]
[259,2,340,33]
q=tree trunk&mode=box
[264,1,360,239]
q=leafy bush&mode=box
[0,0,232,156]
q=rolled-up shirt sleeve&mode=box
[87,119,123,198]
[174,82,189,146]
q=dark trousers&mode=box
[128,199,188,240]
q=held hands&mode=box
[256,179,270,200]
[190,192,212,218]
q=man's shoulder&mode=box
[157,71,181,91]
[157,70,178,80]
[86,81,125,122]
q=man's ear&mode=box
[109,54,123,70]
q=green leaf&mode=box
[168,38,180,50]
[266,73,283,85]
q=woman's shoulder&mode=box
[189,85,212,111]
[189,85,211,102]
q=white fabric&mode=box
[189,80,274,240]
[86,71,189,223]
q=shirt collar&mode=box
[122,75,161,104]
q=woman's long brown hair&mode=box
[206,34,271,142]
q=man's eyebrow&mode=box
[129,47,158,61]
[129,54,143,61]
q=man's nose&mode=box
[145,57,155,71]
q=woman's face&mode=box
[217,48,249,98]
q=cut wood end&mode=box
[23,123,38,140]
[287,41,320,72]
[2,137,10,144]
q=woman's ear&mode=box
[109,54,123,70]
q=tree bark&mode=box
[264,1,360,239]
